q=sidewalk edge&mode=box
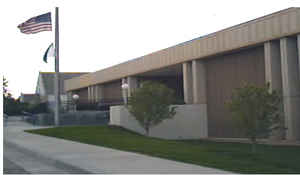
[4,139,93,174]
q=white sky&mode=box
[1,0,299,98]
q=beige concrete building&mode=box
[65,8,300,140]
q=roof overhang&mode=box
[65,7,300,91]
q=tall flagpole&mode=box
[54,7,60,126]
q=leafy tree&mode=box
[3,76,13,115]
[227,83,284,153]
[3,77,28,115]
[127,81,177,136]
[3,77,11,98]
[3,77,15,107]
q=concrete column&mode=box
[94,85,98,102]
[192,60,207,104]
[280,37,300,141]
[93,85,97,103]
[90,86,93,103]
[122,78,127,104]
[127,76,138,97]
[94,85,97,102]
[264,41,283,91]
[93,85,98,102]
[264,41,284,140]
[96,85,104,102]
[298,35,300,78]
[91,85,95,103]
[88,85,96,103]
[183,62,193,104]
[88,86,91,102]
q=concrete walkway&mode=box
[4,116,230,174]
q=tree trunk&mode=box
[145,126,149,136]
[251,136,257,154]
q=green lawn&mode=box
[27,125,300,173]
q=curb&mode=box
[4,140,93,174]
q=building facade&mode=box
[65,8,300,140]
[20,93,40,105]
[35,72,88,111]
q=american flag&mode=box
[18,12,52,34]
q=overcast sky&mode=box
[1,0,299,98]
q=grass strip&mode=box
[27,125,300,173]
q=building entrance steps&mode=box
[4,116,230,174]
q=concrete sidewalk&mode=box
[4,117,230,174]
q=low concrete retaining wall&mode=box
[110,104,208,139]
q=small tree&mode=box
[127,81,177,136]
[3,77,11,99]
[3,77,30,115]
[3,76,14,115]
[227,83,283,153]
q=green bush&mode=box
[227,83,284,153]
[127,81,177,136]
